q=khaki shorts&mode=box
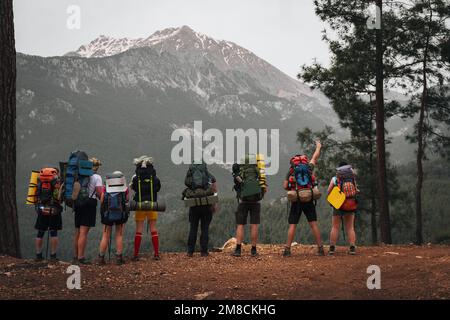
[135,211,158,221]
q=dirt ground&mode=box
[0,244,449,300]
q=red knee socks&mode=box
[134,232,142,257]
[151,231,159,257]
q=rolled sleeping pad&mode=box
[26,170,39,205]
[183,194,219,207]
[129,199,166,212]
[256,153,267,188]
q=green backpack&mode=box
[239,163,262,202]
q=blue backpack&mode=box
[102,192,127,223]
[294,163,312,187]
[63,151,93,208]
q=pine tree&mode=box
[0,0,21,257]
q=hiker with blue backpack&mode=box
[64,154,103,265]
[283,141,325,257]
[98,171,130,265]
[183,161,217,257]
[327,162,359,255]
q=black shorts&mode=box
[74,198,97,228]
[34,205,63,231]
[288,201,317,224]
[236,202,261,225]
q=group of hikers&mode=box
[28,140,359,264]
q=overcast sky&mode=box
[14,0,331,78]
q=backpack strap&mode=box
[138,176,142,210]
[150,176,154,203]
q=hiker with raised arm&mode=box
[327,162,359,255]
[131,156,162,261]
[232,154,267,257]
[98,171,130,265]
[283,141,324,257]
[183,161,217,257]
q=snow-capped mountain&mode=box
[65,25,336,124]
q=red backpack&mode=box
[287,155,316,190]
[334,176,357,211]
[37,168,60,205]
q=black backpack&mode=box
[132,165,160,202]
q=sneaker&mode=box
[348,246,356,255]
[317,245,325,256]
[131,255,139,262]
[153,255,161,261]
[49,254,58,262]
[116,254,124,265]
[97,255,106,265]
[283,247,291,257]
[251,246,258,257]
[187,252,194,257]
[77,258,91,265]
[328,245,336,256]
[232,246,241,257]
[71,257,78,264]
[35,253,44,262]
[201,251,209,257]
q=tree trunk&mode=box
[375,0,392,244]
[369,101,378,245]
[0,0,21,257]
[415,4,432,245]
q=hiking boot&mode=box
[71,257,79,264]
[283,247,291,257]
[97,255,106,265]
[317,245,325,256]
[187,251,194,257]
[77,258,91,265]
[348,246,356,255]
[201,251,209,257]
[232,246,241,257]
[35,253,44,262]
[328,245,336,256]
[153,255,161,261]
[251,246,258,257]
[131,255,139,262]
[116,254,125,265]
[49,254,58,262]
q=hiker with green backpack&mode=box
[283,141,325,257]
[232,154,267,257]
[183,161,217,257]
[326,162,359,255]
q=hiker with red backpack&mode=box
[34,167,63,261]
[327,162,359,255]
[283,141,325,257]
[183,162,217,257]
[131,156,162,261]
[98,171,130,265]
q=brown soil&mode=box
[0,244,449,300]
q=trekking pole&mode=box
[341,215,346,242]
[108,226,112,262]
[46,228,50,261]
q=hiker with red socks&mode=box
[130,156,161,261]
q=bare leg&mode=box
[99,225,112,255]
[250,224,258,247]
[309,221,323,246]
[330,215,341,246]
[73,228,80,259]
[286,224,297,248]
[35,236,43,254]
[236,224,245,245]
[344,214,356,246]
[77,226,90,259]
[50,236,58,255]
[115,224,124,255]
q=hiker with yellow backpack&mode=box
[130,156,162,261]
[30,167,63,261]
[326,162,359,255]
